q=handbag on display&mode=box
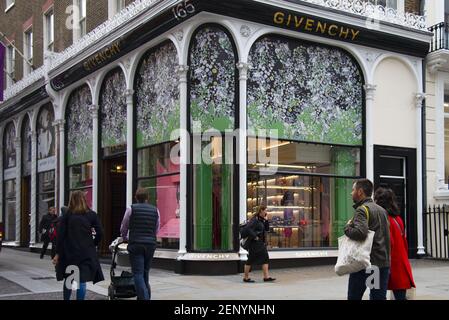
[335,206,375,276]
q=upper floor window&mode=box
[108,0,125,19]
[367,0,398,10]
[23,28,33,76]
[5,0,15,11]
[44,10,54,52]
[73,0,86,41]
[78,0,87,37]
[5,44,15,87]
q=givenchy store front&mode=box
[0,0,431,274]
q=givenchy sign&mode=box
[273,12,360,41]
[83,41,122,72]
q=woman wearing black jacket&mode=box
[53,191,104,300]
[243,206,276,283]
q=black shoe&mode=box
[263,277,276,282]
[243,278,255,283]
[40,255,44,259]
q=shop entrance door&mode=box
[21,176,31,246]
[100,156,127,255]
[374,145,417,258]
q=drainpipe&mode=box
[421,60,428,257]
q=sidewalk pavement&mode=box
[1,248,449,300]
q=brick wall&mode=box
[0,1,44,87]
[1,0,112,88]
[54,0,73,54]
[87,0,108,34]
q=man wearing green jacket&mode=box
[344,179,391,300]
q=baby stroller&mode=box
[108,237,136,300]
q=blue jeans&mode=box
[128,243,156,300]
[348,267,390,300]
[63,281,86,300]
[393,290,407,300]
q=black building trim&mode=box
[49,0,430,92]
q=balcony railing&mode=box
[429,22,449,53]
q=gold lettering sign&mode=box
[273,11,361,42]
[83,41,122,72]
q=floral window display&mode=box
[248,35,363,146]
[37,104,56,160]
[66,85,93,166]
[135,41,180,249]
[189,26,236,132]
[189,26,237,251]
[66,85,93,208]
[36,104,56,241]
[100,68,127,155]
[22,116,32,176]
[3,122,16,169]
[135,41,180,148]
[3,122,16,242]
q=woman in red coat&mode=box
[374,188,416,300]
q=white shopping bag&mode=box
[335,230,375,276]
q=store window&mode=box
[247,35,364,249]
[66,85,93,207]
[189,26,237,251]
[135,41,180,249]
[36,104,56,240]
[137,143,180,249]
[248,138,362,248]
[100,68,127,157]
[3,122,16,242]
[108,0,125,18]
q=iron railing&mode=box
[425,205,449,260]
[429,22,449,52]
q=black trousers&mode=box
[41,239,56,259]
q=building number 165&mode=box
[172,0,195,21]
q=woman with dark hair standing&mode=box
[374,188,415,300]
[243,206,276,283]
[53,191,104,300]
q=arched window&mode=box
[247,35,364,249]
[188,26,238,251]
[21,116,32,177]
[66,85,93,207]
[3,122,17,242]
[134,41,180,250]
[36,103,56,242]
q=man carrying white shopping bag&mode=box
[343,179,391,300]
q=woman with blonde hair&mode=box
[53,190,104,300]
[243,205,276,283]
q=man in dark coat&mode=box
[39,207,58,259]
[120,188,160,300]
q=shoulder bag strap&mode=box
[361,205,370,223]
